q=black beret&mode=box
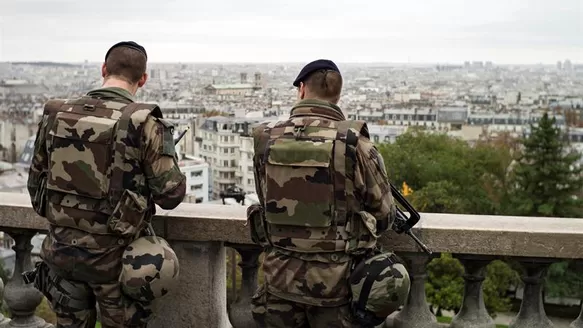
[105,41,147,61]
[293,59,341,87]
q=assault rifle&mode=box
[390,184,432,255]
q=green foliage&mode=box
[425,254,464,314]
[35,297,57,325]
[483,260,520,314]
[377,130,510,215]
[509,112,583,218]
[507,113,583,299]
[545,261,583,299]
[377,130,520,315]
[425,255,518,316]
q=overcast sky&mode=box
[0,0,581,64]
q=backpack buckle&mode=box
[293,125,305,139]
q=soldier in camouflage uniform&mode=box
[27,41,186,328]
[247,59,407,327]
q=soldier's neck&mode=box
[102,77,138,96]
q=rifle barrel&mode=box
[405,230,433,255]
[174,127,190,145]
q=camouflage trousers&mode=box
[251,286,358,328]
[45,267,152,328]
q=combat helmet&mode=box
[349,252,410,327]
[119,235,180,302]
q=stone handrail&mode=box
[0,191,582,328]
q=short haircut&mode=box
[303,70,343,103]
[105,47,147,84]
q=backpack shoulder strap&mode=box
[334,120,367,225]
[110,102,161,201]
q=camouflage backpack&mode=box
[250,116,378,254]
[349,252,410,326]
[41,96,163,237]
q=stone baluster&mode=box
[391,252,438,328]
[2,230,52,328]
[450,255,495,328]
[0,277,10,326]
[147,240,231,328]
[509,259,555,328]
[571,304,583,328]
[226,243,262,328]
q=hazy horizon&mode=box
[1,0,581,64]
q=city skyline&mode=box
[1,0,582,64]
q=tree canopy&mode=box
[376,116,583,313]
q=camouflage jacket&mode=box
[27,87,186,283]
[251,99,396,306]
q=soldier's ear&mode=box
[298,82,306,100]
[138,72,148,88]
[101,63,107,78]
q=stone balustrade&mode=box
[0,191,582,328]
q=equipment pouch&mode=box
[247,204,271,247]
[21,261,50,299]
[345,211,379,255]
[108,189,148,237]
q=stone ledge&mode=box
[1,192,582,258]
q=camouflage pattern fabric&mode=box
[47,274,153,328]
[28,87,186,328]
[251,99,396,315]
[350,252,410,326]
[252,284,358,328]
[119,235,180,302]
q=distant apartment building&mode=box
[159,101,205,120]
[436,107,468,131]
[203,72,263,96]
[368,124,408,143]
[0,121,37,163]
[383,108,437,128]
[177,155,210,204]
[468,112,566,134]
[196,116,262,199]
[237,135,256,195]
[174,137,209,203]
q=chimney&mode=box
[254,72,262,89]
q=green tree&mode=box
[425,253,464,316]
[509,112,583,218]
[508,113,583,299]
[377,130,508,215]
[377,131,519,315]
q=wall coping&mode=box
[1,192,582,259]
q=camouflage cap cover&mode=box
[349,252,410,326]
[119,235,180,302]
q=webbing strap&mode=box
[334,121,365,226]
[110,103,159,201]
[356,254,397,312]
[46,271,93,310]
